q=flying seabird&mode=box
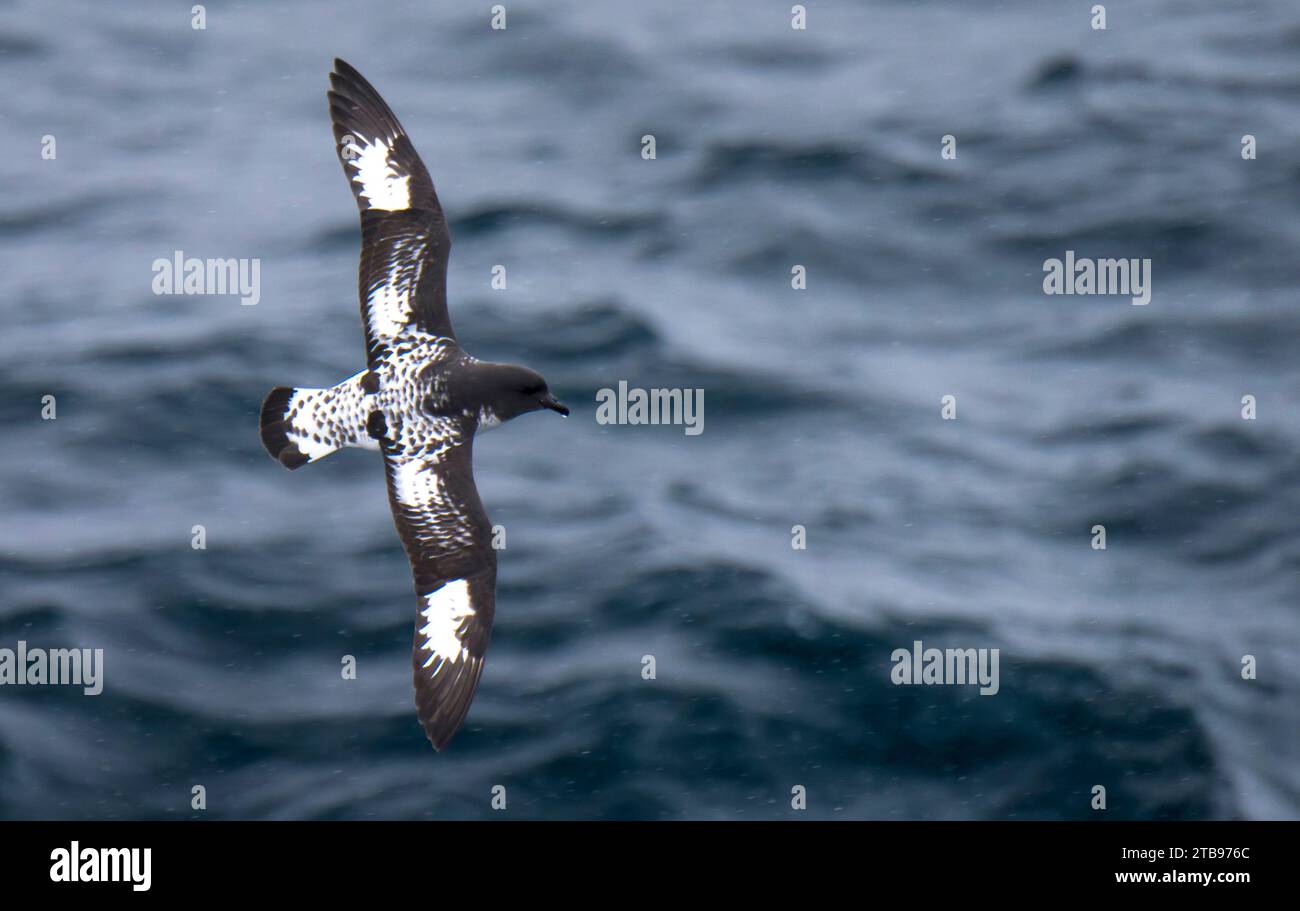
[259,59,569,751]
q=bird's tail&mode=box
[259,373,373,470]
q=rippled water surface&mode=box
[1,0,1298,819]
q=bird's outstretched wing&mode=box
[381,432,496,751]
[328,58,456,363]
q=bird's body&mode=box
[259,60,567,751]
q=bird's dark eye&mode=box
[522,383,544,395]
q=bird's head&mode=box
[484,364,568,423]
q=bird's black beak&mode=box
[540,393,569,417]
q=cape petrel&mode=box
[259,59,568,751]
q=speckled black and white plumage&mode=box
[259,60,568,751]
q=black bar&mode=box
[0,821,1286,897]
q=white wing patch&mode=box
[361,239,432,342]
[418,579,476,671]
[390,454,442,505]
[385,442,476,550]
[366,254,417,338]
[342,135,412,211]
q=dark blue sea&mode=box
[1,0,1298,820]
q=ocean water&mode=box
[1,0,1298,820]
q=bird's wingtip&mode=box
[332,58,362,81]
